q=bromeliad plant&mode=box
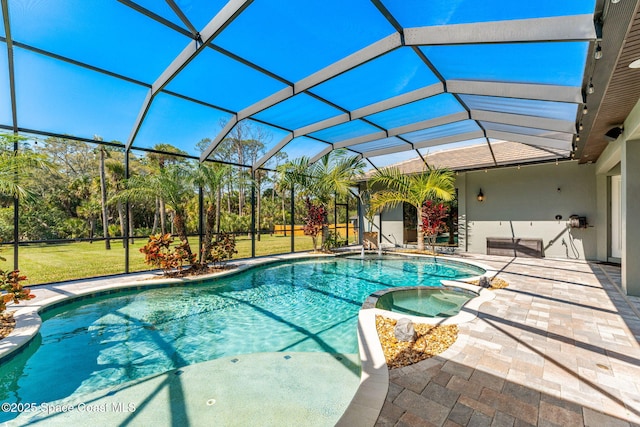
[140,233,196,274]
[0,269,35,314]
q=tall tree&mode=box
[282,149,366,249]
[369,167,455,251]
[191,162,229,266]
[119,163,196,258]
[94,137,111,250]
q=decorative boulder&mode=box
[479,276,490,288]
[394,318,416,342]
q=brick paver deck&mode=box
[376,255,640,427]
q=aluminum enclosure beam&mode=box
[486,130,573,151]
[309,146,334,164]
[447,80,583,104]
[405,15,595,46]
[359,144,415,159]
[411,131,486,150]
[202,33,402,161]
[253,133,294,171]
[470,110,576,134]
[332,112,469,150]
[350,83,444,119]
[126,0,253,150]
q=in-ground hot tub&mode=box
[374,286,478,318]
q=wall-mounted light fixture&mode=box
[594,43,603,59]
[477,189,484,202]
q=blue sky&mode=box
[2,0,594,167]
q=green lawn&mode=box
[0,234,319,285]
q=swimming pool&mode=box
[0,255,484,423]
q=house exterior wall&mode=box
[458,162,598,260]
[373,161,598,259]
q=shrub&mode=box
[140,233,196,274]
[208,233,238,268]
[303,198,327,251]
[421,201,449,254]
[0,269,35,314]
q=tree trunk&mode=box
[173,212,192,257]
[89,218,95,242]
[117,200,125,237]
[200,203,216,265]
[99,149,111,250]
[159,199,166,234]
[152,197,159,235]
[216,186,222,234]
[416,204,425,251]
[256,180,261,242]
[281,191,287,237]
[128,204,135,244]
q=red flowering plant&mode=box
[303,197,328,251]
[0,269,35,314]
[140,233,196,275]
[421,200,450,254]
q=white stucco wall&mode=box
[459,161,598,260]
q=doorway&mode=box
[610,175,622,260]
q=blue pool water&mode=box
[0,255,483,421]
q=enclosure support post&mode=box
[290,186,295,252]
[124,150,130,273]
[12,138,18,271]
[251,171,256,258]
[198,185,204,263]
[357,184,364,246]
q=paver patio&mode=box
[376,255,640,427]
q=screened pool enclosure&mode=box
[0,0,606,284]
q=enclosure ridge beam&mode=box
[126,0,253,150]
[405,14,596,46]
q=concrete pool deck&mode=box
[2,252,639,426]
[374,254,640,426]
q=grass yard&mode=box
[0,234,317,285]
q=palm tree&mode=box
[0,134,50,199]
[96,142,111,250]
[118,163,196,258]
[283,149,366,249]
[369,167,455,252]
[191,162,229,265]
